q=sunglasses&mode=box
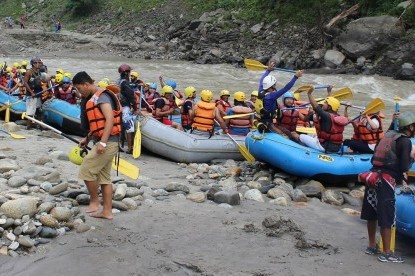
[63,82,70,84]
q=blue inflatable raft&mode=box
[0,90,26,117]
[41,98,86,136]
[396,187,415,239]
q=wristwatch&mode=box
[98,141,107,148]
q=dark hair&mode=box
[72,71,94,85]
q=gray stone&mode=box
[0,198,38,219]
[213,191,240,206]
[206,187,221,200]
[39,227,58,238]
[218,178,238,192]
[7,176,26,188]
[296,180,326,197]
[113,183,127,200]
[267,188,291,201]
[27,179,42,186]
[40,182,53,191]
[75,223,91,233]
[34,157,53,165]
[0,159,20,173]
[22,221,37,235]
[165,183,190,194]
[292,189,308,202]
[37,202,56,213]
[244,189,264,202]
[121,198,138,209]
[112,201,128,211]
[324,49,345,68]
[322,190,344,206]
[66,189,87,199]
[49,183,69,195]
[152,189,169,197]
[76,194,90,205]
[13,226,22,236]
[40,214,59,228]
[17,236,34,248]
[125,187,143,197]
[186,192,206,203]
[8,241,19,251]
[50,207,72,221]
[12,166,60,183]
[341,192,361,207]
[250,23,263,34]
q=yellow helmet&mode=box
[251,90,258,97]
[200,90,213,102]
[130,71,140,78]
[56,68,65,75]
[69,146,87,165]
[220,89,230,97]
[19,68,26,74]
[325,97,340,112]
[13,62,19,68]
[64,72,73,79]
[234,91,246,102]
[55,73,64,83]
[161,85,174,96]
[184,86,196,98]
[21,60,28,67]
[6,67,12,73]
[98,78,110,89]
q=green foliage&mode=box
[0,0,24,18]
[402,4,415,27]
[66,0,99,17]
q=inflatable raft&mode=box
[140,116,245,163]
[41,98,86,136]
[396,187,415,239]
[0,90,26,117]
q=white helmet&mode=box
[262,75,276,90]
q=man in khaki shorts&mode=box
[72,71,122,219]
[24,57,44,129]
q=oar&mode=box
[133,87,142,159]
[21,112,139,179]
[0,128,25,139]
[223,112,255,120]
[298,87,353,107]
[348,98,385,123]
[244,58,296,73]
[296,127,316,134]
[394,97,401,130]
[293,85,332,94]
[214,119,255,162]
[340,103,364,110]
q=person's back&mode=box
[226,92,253,136]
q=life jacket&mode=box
[315,113,346,149]
[85,89,122,138]
[295,101,310,127]
[152,97,171,122]
[58,86,76,104]
[145,92,159,111]
[180,98,194,127]
[352,114,384,144]
[41,82,52,101]
[245,100,255,111]
[278,105,299,132]
[215,99,231,114]
[371,131,405,173]
[28,69,43,92]
[255,90,276,121]
[0,76,7,87]
[192,101,215,132]
[134,90,141,110]
[229,105,252,129]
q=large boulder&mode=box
[12,166,60,183]
[0,198,38,219]
[338,16,405,58]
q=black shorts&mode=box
[360,177,396,228]
[344,139,374,154]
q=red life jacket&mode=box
[279,105,299,132]
[372,131,404,173]
[192,101,215,132]
[352,114,384,144]
[58,86,76,104]
[85,89,122,138]
[229,105,252,129]
[152,98,171,122]
[180,98,194,127]
[295,101,310,127]
[215,99,231,114]
[315,113,346,146]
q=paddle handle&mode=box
[273,67,297,73]
[314,85,330,89]
[394,98,400,131]
[340,103,364,110]
[280,107,308,110]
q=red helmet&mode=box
[118,64,132,74]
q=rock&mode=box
[40,214,59,228]
[267,188,291,201]
[324,49,345,68]
[0,198,38,219]
[40,182,53,191]
[213,191,240,205]
[341,208,361,216]
[49,182,69,195]
[6,232,16,241]
[34,156,53,165]
[246,181,262,189]
[397,62,415,80]
[39,227,58,238]
[12,166,60,183]
[125,187,143,197]
[50,207,72,221]
[0,158,20,173]
[258,185,275,194]
[244,189,264,202]
[121,198,138,209]
[13,226,22,236]
[37,202,56,213]
[75,222,91,233]
[206,187,221,200]
[165,183,190,194]
[7,176,26,188]
[341,192,361,207]
[349,189,364,201]
[292,189,307,202]
[8,241,19,251]
[322,190,344,206]
[113,183,127,200]
[0,246,7,256]
[187,192,206,203]
[76,194,90,205]
[22,221,37,235]
[112,201,128,211]
[250,23,263,33]
[270,197,288,206]
[152,189,169,197]
[17,236,34,248]
[296,180,325,197]
[218,178,238,192]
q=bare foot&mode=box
[90,211,113,220]
[85,204,102,213]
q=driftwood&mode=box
[325,3,362,30]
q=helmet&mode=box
[21,60,28,67]
[39,65,47,72]
[130,71,140,78]
[149,83,157,89]
[325,97,340,112]
[398,112,415,128]
[13,62,19,68]
[6,67,12,73]
[62,76,71,83]
[40,72,48,80]
[200,90,213,102]
[30,57,42,66]
[263,75,277,90]
[165,80,177,89]
[161,85,174,96]
[64,72,73,79]
[98,78,110,89]
[282,92,294,101]
[251,90,259,97]
[234,91,246,102]
[56,68,64,75]
[184,86,196,98]
[118,64,132,74]
[220,90,230,97]
[19,68,26,74]
[69,146,87,165]
[55,73,64,83]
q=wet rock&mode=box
[7,176,26,188]
[39,227,58,238]
[113,183,127,200]
[49,183,69,195]
[214,191,240,205]
[187,192,206,203]
[244,189,264,202]
[0,198,38,219]
[50,207,72,221]
[322,190,344,206]
[165,183,190,194]
[40,214,59,228]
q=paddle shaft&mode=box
[394,98,400,131]
[340,103,364,110]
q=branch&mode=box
[325,3,362,30]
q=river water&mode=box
[5,56,415,135]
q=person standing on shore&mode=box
[20,14,26,29]
[360,111,415,263]
[73,71,122,219]
[23,57,43,129]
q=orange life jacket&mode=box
[295,101,310,127]
[152,98,171,122]
[352,114,384,144]
[229,105,252,129]
[85,89,122,138]
[192,101,215,132]
[215,99,231,115]
[180,98,194,127]
[279,105,299,132]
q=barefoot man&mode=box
[72,71,122,219]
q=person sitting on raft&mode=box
[153,85,183,131]
[245,90,258,111]
[180,86,197,131]
[276,91,308,134]
[292,87,348,152]
[215,89,232,119]
[343,105,384,154]
[225,91,253,136]
[54,76,80,104]
[256,60,303,134]
[191,89,228,136]
[144,83,159,112]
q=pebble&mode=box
[8,241,19,250]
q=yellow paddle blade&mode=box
[0,129,26,139]
[362,98,385,115]
[331,87,353,101]
[133,121,141,159]
[244,58,267,71]
[296,127,316,134]
[223,112,255,120]
[239,144,256,162]
[112,157,140,180]
[407,170,415,177]
[5,106,10,123]
[293,85,314,94]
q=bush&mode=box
[66,0,99,17]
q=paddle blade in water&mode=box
[112,157,140,180]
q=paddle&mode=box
[348,98,385,123]
[293,85,332,94]
[214,119,255,162]
[133,87,142,159]
[298,87,353,107]
[296,127,316,134]
[340,103,364,110]
[21,112,139,179]
[244,58,297,73]
[394,97,401,131]
[223,112,255,120]
[0,128,26,139]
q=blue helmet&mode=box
[149,83,157,89]
[165,80,177,89]
[282,91,294,101]
[63,76,71,83]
